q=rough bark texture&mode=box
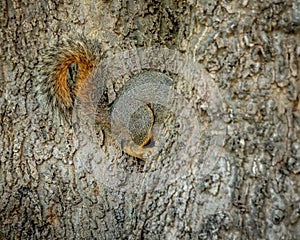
[1,0,300,239]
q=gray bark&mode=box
[1,0,299,239]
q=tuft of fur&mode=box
[38,36,102,122]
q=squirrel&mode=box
[39,36,172,160]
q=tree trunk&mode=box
[1,0,299,239]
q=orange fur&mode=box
[39,36,101,120]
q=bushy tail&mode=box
[38,36,102,121]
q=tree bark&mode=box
[1,0,299,239]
